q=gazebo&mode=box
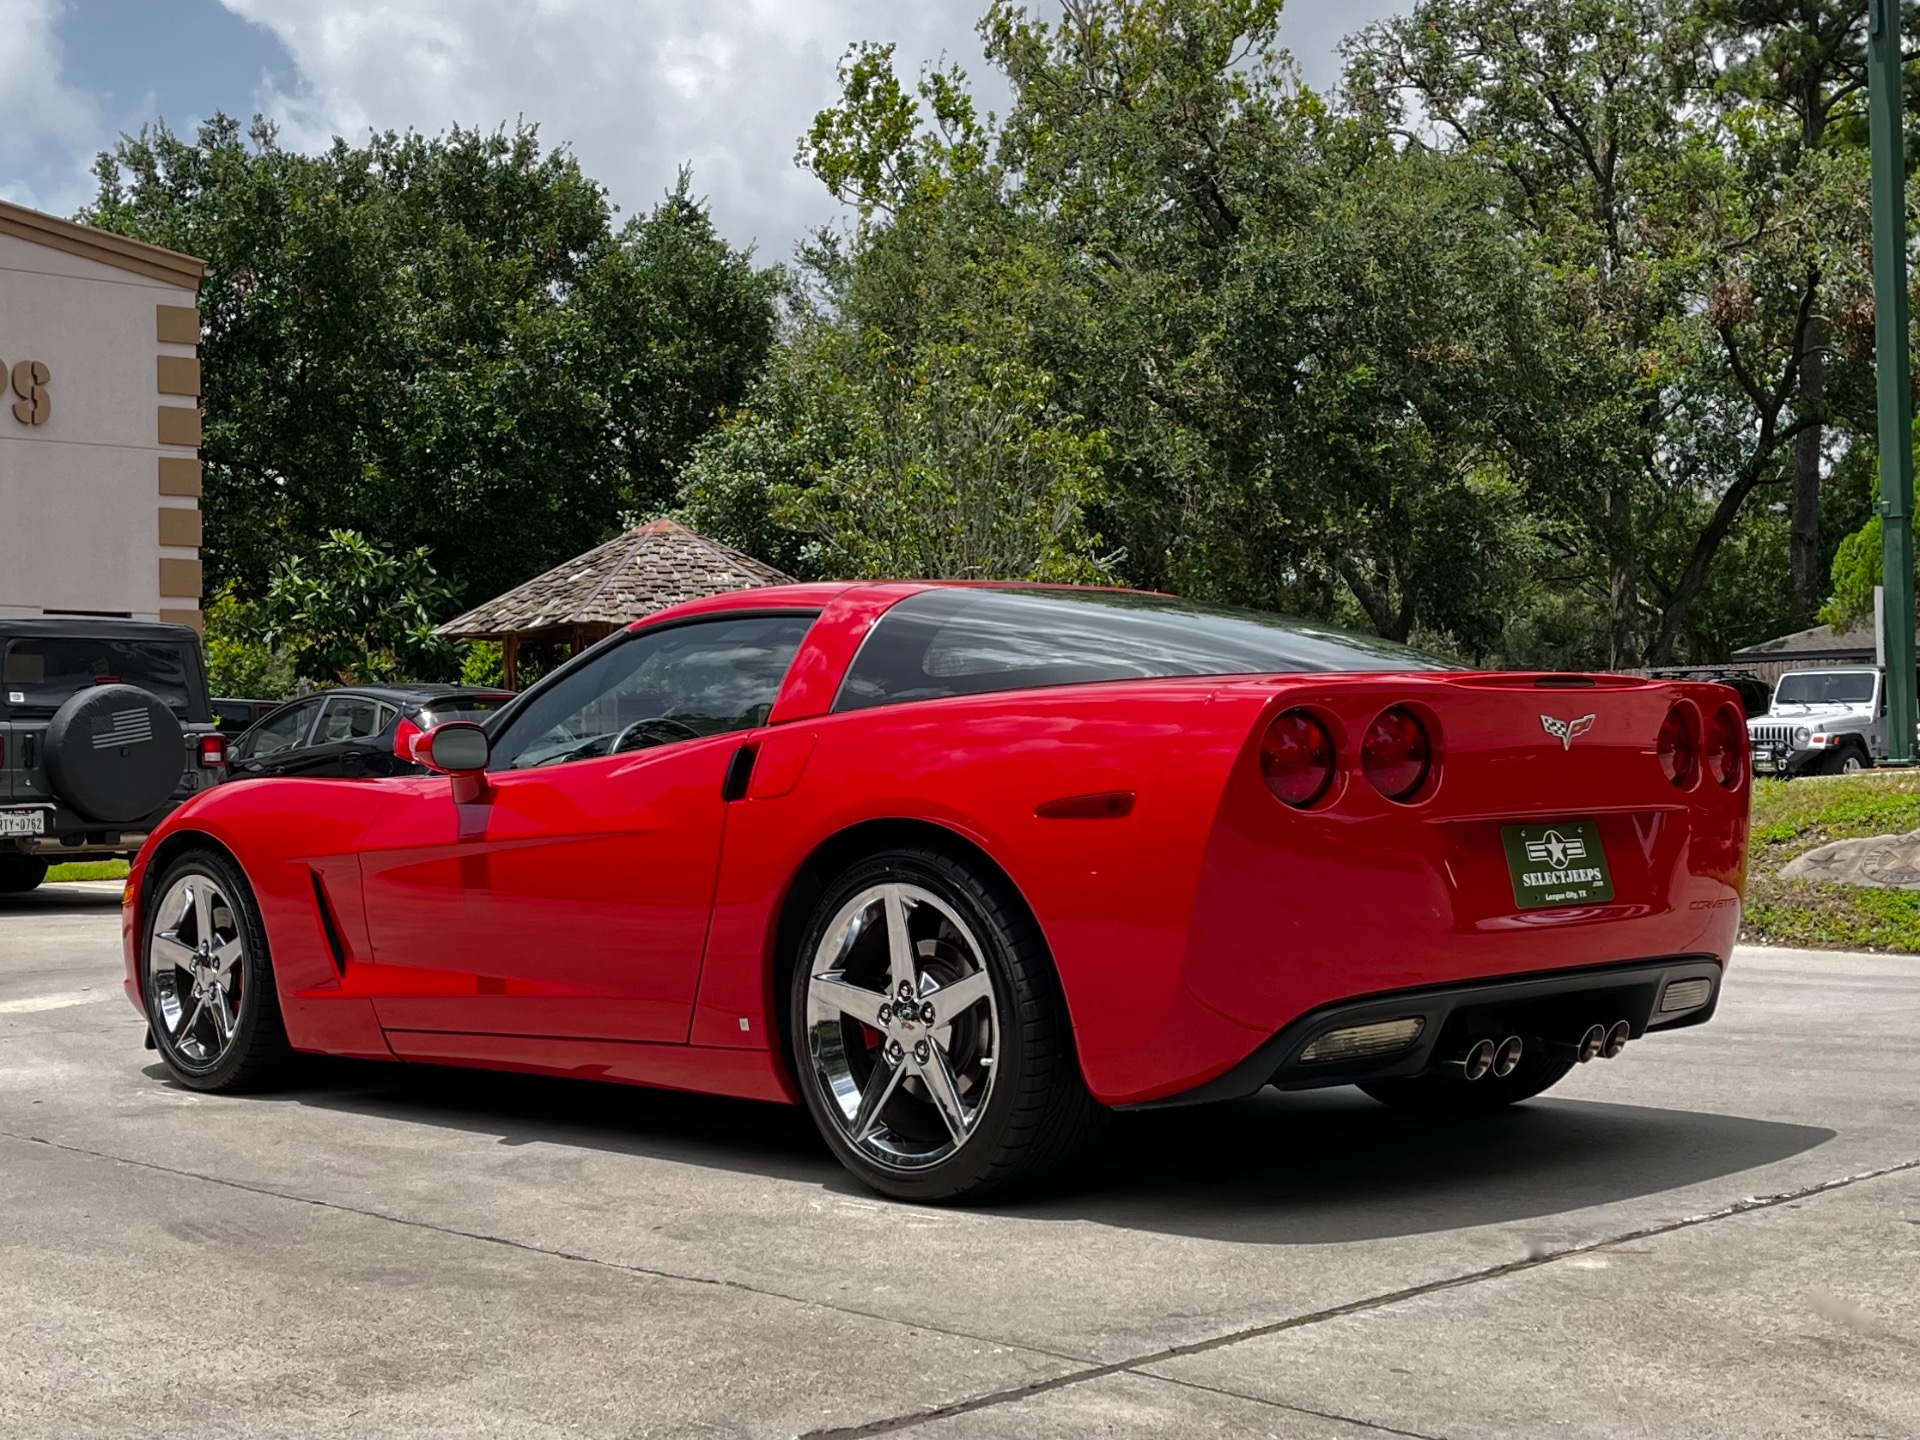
[436,519,793,687]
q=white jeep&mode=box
[1746,667,1884,777]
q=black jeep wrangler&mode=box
[0,618,226,893]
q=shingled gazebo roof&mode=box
[437,519,793,644]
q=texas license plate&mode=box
[0,808,47,838]
[1502,820,1615,910]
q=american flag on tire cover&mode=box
[91,708,153,749]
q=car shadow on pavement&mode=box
[1018,1087,1835,1242]
[0,883,124,912]
[238,1056,1833,1243]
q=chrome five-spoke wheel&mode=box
[806,881,1000,1171]
[148,871,249,1070]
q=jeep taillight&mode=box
[1260,709,1336,808]
[198,735,226,768]
[1657,705,1698,789]
[1706,704,1744,789]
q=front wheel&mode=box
[1358,1050,1575,1115]
[789,848,1104,1202]
[1827,746,1867,775]
[143,848,291,1092]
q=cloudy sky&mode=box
[1,0,1405,260]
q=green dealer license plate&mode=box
[1502,820,1615,910]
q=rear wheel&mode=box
[1358,1050,1575,1115]
[142,849,290,1092]
[0,853,48,894]
[789,848,1104,1202]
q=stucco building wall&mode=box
[0,203,204,629]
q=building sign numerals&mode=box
[6,359,51,426]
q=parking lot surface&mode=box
[3,881,1917,1438]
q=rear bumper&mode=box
[1122,955,1723,1109]
[0,797,187,857]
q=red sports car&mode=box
[123,583,1748,1200]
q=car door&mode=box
[228,699,324,780]
[356,611,817,1043]
[283,694,397,779]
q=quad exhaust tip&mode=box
[1577,1024,1606,1063]
[1604,1020,1631,1059]
[1456,1035,1524,1082]
[1460,1038,1497,1081]
[1492,1035,1524,1078]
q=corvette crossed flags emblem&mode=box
[1541,713,1596,750]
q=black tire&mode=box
[0,853,49,894]
[1825,743,1868,775]
[1358,1049,1576,1115]
[788,847,1105,1203]
[142,848,291,1092]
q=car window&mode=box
[237,699,323,759]
[1774,671,1877,706]
[835,588,1454,713]
[3,637,195,716]
[317,695,390,743]
[418,696,512,729]
[489,614,816,771]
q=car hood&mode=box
[1753,702,1868,724]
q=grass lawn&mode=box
[1742,770,1920,953]
[45,859,130,883]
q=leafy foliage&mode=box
[257,531,465,686]
[676,0,1907,665]
[201,587,296,699]
[85,120,779,610]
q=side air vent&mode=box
[310,871,350,976]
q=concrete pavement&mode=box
[2,880,1915,1437]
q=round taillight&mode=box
[1361,706,1432,801]
[1261,709,1336,808]
[1706,704,1744,788]
[1657,705,1697,788]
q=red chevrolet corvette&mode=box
[124,582,1748,1200]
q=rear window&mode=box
[3,637,196,716]
[418,696,512,729]
[835,588,1452,713]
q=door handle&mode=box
[721,744,757,802]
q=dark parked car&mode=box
[211,697,279,736]
[1,617,227,892]
[226,684,513,781]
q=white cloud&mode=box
[0,0,101,211]
[215,0,1407,261]
[217,0,1000,260]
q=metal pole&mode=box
[1869,0,1916,764]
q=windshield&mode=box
[3,637,195,716]
[417,696,512,729]
[836,587,1454,713]
[1774,671,1877,707]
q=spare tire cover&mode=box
[43,684,185,824]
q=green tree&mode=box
[258,530,465,685]
[84,119,778,608]
[1347,0,1874,665]
[687,1,1553,658]
[201,587,295,699]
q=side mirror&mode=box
[412,722,491,802]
